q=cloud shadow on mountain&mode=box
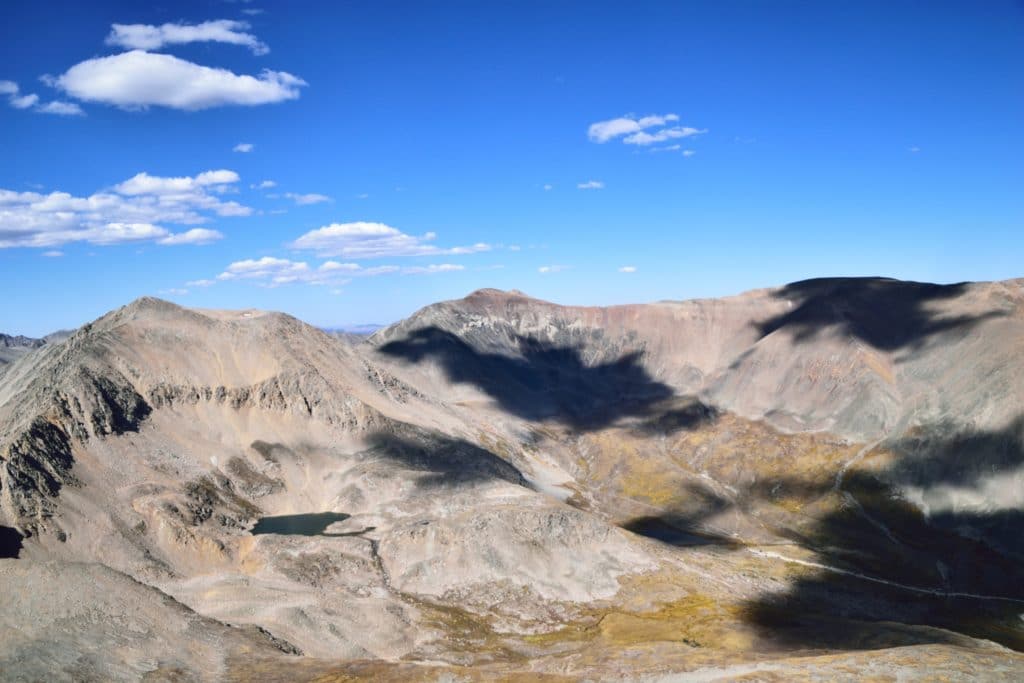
[362,428,529,490]
[731,417,1024,651]
[754,278,1005,352]
[377,327,677,432]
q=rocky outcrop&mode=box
[0,417,75,535]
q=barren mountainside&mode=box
[2,277,1024,681]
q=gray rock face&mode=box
[1,280,1024,680]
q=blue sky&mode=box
[1,1,1022,336]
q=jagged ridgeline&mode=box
[2,279,1024,681]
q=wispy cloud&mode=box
[233,142,254,153]
[114,169,241,196]
[252,179,276,189]
[157,228,224,245]
[35,101,85,116]
[618,265,637,273]
[216,257,323,285]
[623,126,704,146]
[290,221,491,259]
[0,79,83,116]
[588,113,705,148]
[0,169,245,248]
[209,255,463,287]
[402,263,465,275]
[577,180,604,190]
[588,114,679,143]
[284,192,331,205]
[51,50,305,111]
[10,93,39,109]
[106,20,270,55]
[538,264,570,273]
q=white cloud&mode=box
[85,222,167,245]
[53,50,306,111]
[623,126,705,146]
[538,264,569,273]
[618,266,637,273]
[909,146,921,153]
[360,265,402,276]
[160,288,189,296]
[216,256,313,285]
[106,20,269,55]
[448,243,492,254]
[650,144,697,156]
[284,192,331,205]
[115,169,240,195]
[577,180,604,190]
[318,260,361,272]
[233,142,254,153]
[355,193,369,199]
[10,93,39,109]
[36,100,86,116]
[253,179,276,189]
[0,80,84,116]
[402,263,465,275]
[42,250,63,257]
[588,113,705,152]
[186,279,217,287]
[290,221,491,259]
[588,114,679,143]
[157,228,224,245]
[210,256,449,287]
[543,184,553,191]
[0,169,247,248]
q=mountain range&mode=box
[2,277,1023,681]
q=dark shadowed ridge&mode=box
[755,277,1005,351]
[377,327,675,432]
[363,428,529,489]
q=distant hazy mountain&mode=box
[323,323,386,336]
[0,330,73,366]
[2,279,1024,680]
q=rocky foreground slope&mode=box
[2,277,1024,681]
